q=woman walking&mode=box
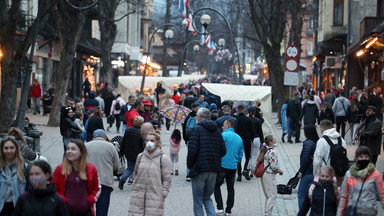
[52,139,100,216]
[160,94,175,132]
[257,135,283,216]
[337,146,384,215]
[346,97,363,144]
[297,124,319,207]
[128,131,172,215]
[13,160,70,216]
[0,136,28,215]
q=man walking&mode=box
[187,108,226,216]
[354,106,382,165]
[235,105,254,181]
[86,129,119,216]
[216,105,237,131]
[287,92,302,143]
[125,100,143,128]
[332,91,350,138]
[214,119,243,216]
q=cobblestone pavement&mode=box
[28,112,384,216]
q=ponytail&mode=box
[256,135,274,163]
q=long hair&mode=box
[7,127,27,147]
[171,129,181,144]
[319,166,338,197]
[0,136,26,180]
[256,135,274,163]
[304,124,319,143]
[62,139,88,180]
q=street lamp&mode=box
[200,14,211,29]
[139,23,181,95]
[193,45,200,52]
[218,38,225,47]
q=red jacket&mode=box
[125,109,139,128]
[30,84,42,98]
[52,163,101,216]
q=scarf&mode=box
[349,162,375,178]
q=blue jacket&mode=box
[187,120,226,174]
[0,164,28,211]
[221,128,243,170]
[299,139,316,175]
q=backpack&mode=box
[114,101,121,110]
[253,149,271,178]
[322,135,349,177]
[185,116,197,137]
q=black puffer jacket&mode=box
[298,179,338,216]
[61,117,80,138]
[86,115,104,141]
[250,116,264,143]
[301,101,320,125]
[187,120,226,175]
[298,139,316,175]
[121,126,143,161]
[13,184,70,216]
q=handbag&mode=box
[287,172,300,189]
[277,184,292,194]
[107,115,115,124]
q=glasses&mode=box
[1,135,16,142]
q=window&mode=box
[307,42,313,56]
[334,0,344,26]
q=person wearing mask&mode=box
[187,108,226,216]
[128,131,172,215]
[214,119,243,216]
[0,136,28,216]
[118,116,144,190]
[86,107,104,142]
[110,94,126,133]
[354,106,382,165]
[52,139,101,216]
[337,146,384,215]
[86,130,120,216]
[332,91,350,138]
[13,160,70,216]
[297,124,319,207]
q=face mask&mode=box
[357,159,370,169]
[29,175,47,189]
[146,141,156,151]
[319,179,330,188]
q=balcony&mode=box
[360,17,384,39]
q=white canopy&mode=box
[202,83,272,134]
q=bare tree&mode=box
[0,0,51,133]
[47,0,90,126]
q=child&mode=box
[169,129,181,175]
[73,111,86,140]
[256,135,283,216]
[298,166,339,216]
[150,113,162,130]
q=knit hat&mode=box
[93,129,107,139]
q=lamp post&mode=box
[139,23,181,95]
[178,40,201,76]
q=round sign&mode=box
[286,45,299,58]
[285,59,298,72]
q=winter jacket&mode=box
[128,148,172,216]
[299,139,316,176]
[172,94,181,104]
[61,117,80,138]
[346,104,364,124]
[301,100,320,125]
[236,113,255,141]
[319,108,335,124]
[51,163,101,216]
[184,96,196,109]
[324,93,335,106]
[104,95,115,117]
[169,137,181,152]
[287,98,302,120]
[221,128,243,170]
[86,115,104,142]
[13,184,70,216]
[332,97,350,117]
[0,163,28,211]
[83,91,100,110]
[355,116,382,155]
[110,97,125,115]
[250,116,264,143]
[337,167,384,216]
[140,111,153,122]
[313,128,347,176]
[121,126,143,161]
[216,113,237,132]
[298,178,338,216]
[95,96,105,111]
[187,120,226,175]
[125,109,140,128]
[30,84,42,98]
[264,147,282,174]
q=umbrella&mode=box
[159,104,191,124]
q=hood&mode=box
[198,120,219,131]
[29,183,57,196]
[143,147,164,158]
[306,100,316,105]
[322,128,341,139]
[88,91,96,99]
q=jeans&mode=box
[122,124,127,135]
[114,114,121,131]
[62,137,71,157]
[191,172,217,216]
[335,116,346,138]
[297,174,314,208]
[96,185,113,216]
[121,159,135,182]
[32,97,40,114]
[214,168,236,214]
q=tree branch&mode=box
[113,9,136,22]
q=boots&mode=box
[242,170,251,181]
[281,133,286,143]
[287,137,293,143]
[175,170,179,176]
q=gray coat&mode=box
[128,148,172,216]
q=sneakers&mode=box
[236,175,242,182]
[175,170,179,176]
[216,209,224,215]
[186,177,191,182]
[118,179,125,190]
[127,178,133,185]
[243,170,251,181]
[287,138,293,144]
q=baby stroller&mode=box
[110,135,126,180]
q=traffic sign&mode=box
[286,45,299,58]
[285,59,298,72]
[284,72,299,86]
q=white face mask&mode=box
[146,141,156,151]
